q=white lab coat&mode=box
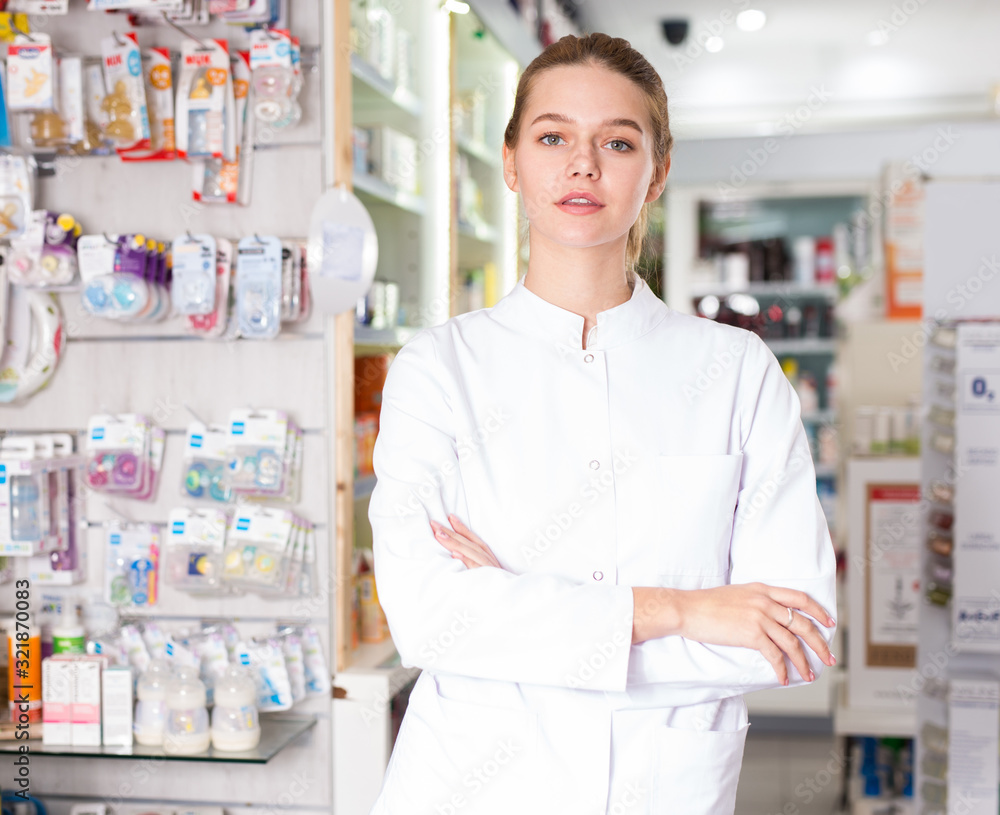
[368,274,838,815]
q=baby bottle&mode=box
[133,659,171,746]
[211,665,261,751]
[163,665,211,755]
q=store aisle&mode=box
[735,731,846,815]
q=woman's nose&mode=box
[566,144,600,179]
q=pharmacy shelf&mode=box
[457,134,500,168]
[350,53,422,118]
[352,171,426,215]
[0,715,317,764]
[690,281,839,300]
[766,337,837,354]
[833,677,916,738]
[802,410,838,424]
[335,639,420,703]
[458,220,500,244]
[353,324,423,349]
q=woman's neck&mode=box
[522,237,635,349]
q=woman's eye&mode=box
[608,140,631,152]
[541,134,563,146]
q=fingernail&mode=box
[429,520,440,529]
[829,654,837,666]
[827,617,836,627]
[809,671,815,682]
[783,678,789,686]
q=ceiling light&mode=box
[705,36,724,53]
[867,29,888,46]
[441,0,470,13]
[736,9,766,32]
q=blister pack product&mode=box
[6,33,53,112]
[224,408,289,497]
[235,235,282,339]
[187,237,232,337]
[100,32,150,151]
[8,210,80,287]
[120,623,151,674]
[104,521,160,609]
[142,621,167,660]
[222,506,293,592]
[85,413,151,495]
[171,234,216,315]
[234,637,293,712]
[176,39,234,161]
[301,625,329,696]
[0,153,34,240]
[165,506,227,593]
[181,422,232,502]
[248,28,297,127]
[280,632,306,702]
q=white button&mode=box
[589,460,600,469]
[583,354,594,363]
[593,571,603,581]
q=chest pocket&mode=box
[656,454,743,582]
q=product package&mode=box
[222,506,293,592]
[224,408,296,498]
[234,234,282,339]
[84,413,165,498]
[187,237,232,336]
[104,521,160,609]
[165,506,228,594]
[100,32,151,152]
[176,39,235,161]
[181,421,232,502]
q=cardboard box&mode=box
[101,666,132,746]
[42,658,73,746]
[71,658,102,746]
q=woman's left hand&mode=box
[430,514,502,569]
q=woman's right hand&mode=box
[632,583,837,686]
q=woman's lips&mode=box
[556,199,605,214]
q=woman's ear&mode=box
[502,142,519,193]
[645,155,671,203]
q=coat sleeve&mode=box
[624,332,839,703]
[369,330,637,691]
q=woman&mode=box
[368,32,837,815]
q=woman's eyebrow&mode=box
[529,112,644,135]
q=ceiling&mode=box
[581,0,1000,139]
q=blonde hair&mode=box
[504,32,672,276]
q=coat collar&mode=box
[490,272,669,351]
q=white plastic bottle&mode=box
[133,659,171,746]
[211,666,261,752]
[51,604,85,655]
[163,665,210,755]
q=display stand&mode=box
[0,3,336,812]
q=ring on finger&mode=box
[782,607,794,627]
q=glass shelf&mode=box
[0,714,317,764]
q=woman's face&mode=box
[502,62,668,256]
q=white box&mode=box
[71,659,102,746]
[42,658,73,745]
[947,678,999,815]
[101,666,132,746]
[846,457,921,710]
[953,324,1000,652]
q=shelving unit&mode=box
[450,8,520,314]
[0,4,338,813]
[0,716,318,764]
